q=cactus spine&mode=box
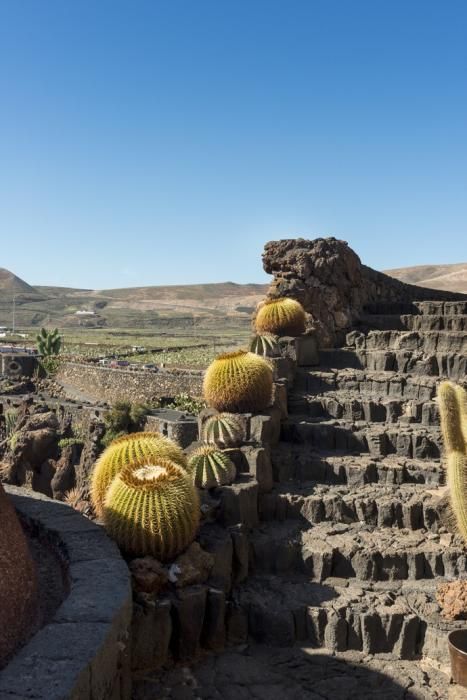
[438,382,467,543]
[203,350,273,413]
[188,443,236,489]
[255,297,306,336]
[202,412,244,448]
[249,333,280,358]
[103,457,200,560]
[91,432,187,516]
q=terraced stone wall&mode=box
[263,237,467,347]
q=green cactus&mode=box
[203,350,273,413]
[438,382,467,543]
[91,431,187,517]
[188,443,236,489]
[249,333,281,358]
[202,412,244,448]
[36,327,62,356]
[4,408,18,438]
[255,297,306,336]
[102,457,200,560]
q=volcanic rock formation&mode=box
[263,237,467,347]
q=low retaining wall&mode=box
[57,362,204,404]
[0,486,132,700]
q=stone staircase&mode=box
[228,301,467,671]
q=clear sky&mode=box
[0,0,466,289]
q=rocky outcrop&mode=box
[0,483,37,667]
[262,237,467,347]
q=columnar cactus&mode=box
[188,443,236,489]
[91,432,187,516]
[102,457,200,560]
[438,382,467,543]
[255,297,306,336]
[36,327,62,356]
[202,412,244,448]
[203,350,273,413]
[0,483,37,665]
[249,333,280,358]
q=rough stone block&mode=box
[131,598,172,671]
[243,446,273,493]
[202,588,226,652]
[219,477,259,528]
[171,585,207,661]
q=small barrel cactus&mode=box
[91,432,187,516]
[103,457,200,560]
[255,297,306,336]
[188,443,236,489]
[438,382,467,543]
[203,350,273,413]
[202,412,244,447]
[249,333,280,358]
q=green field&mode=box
[1,324,251,369]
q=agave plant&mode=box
[249,333,280,358]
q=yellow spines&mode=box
[438,381,467,544]
[255,297,306,336]
[103,457,200,560]
[90,432,187,517]
[188,443,236,489]
[439,383,465,453]
[203,350,273,413]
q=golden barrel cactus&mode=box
[203,350,273,413]
[202,412,244,448]
[438,382,467,543]
[91,432,187,517]
[0,483,37,666]
[102,457,200,560]
[255,297,306,336]
[188,443,236,489]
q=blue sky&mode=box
[0,0,466,288]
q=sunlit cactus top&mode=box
[203,349,273,413]
[255,297,306,336]
[90,431,188,517]
[102,456,200,560]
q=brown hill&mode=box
[384,263,467,294]
[0,269,41,297]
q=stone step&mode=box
[281,416,442,460]
[359,313,467,332]
[289,391,440,426]
[346,329,467,354]
[364,300,467,316]
[248,521,466,582]
[295,368,442,400]
[316,347,467,380]
[232,573,465,660]
[259,482,446,532]
[271,447,444,486]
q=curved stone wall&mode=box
[0,486,132,700]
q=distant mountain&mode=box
[0,268,42,297]
[0,273,268,328]
[384,263,467,294]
